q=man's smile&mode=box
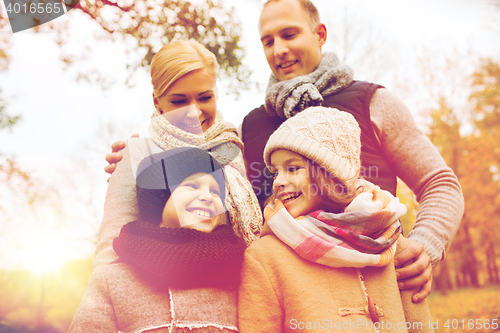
[278,60,298,69]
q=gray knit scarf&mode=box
[265,52,354,119]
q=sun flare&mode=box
[25,233,71,276]
[2,204,95,276]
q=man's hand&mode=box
[105,134,139,182]
[394,238,432,303]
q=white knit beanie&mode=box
[263,106,361,188]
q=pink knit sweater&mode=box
[369,88,464,265]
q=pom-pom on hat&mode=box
[263,106,361,189]
[136,147,226,225]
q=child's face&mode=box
[269,149,322,218]
[161,171,224,232]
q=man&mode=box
[106,0,463,302]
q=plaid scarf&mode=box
[264,183,405,268]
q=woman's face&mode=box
[153,69,217,134]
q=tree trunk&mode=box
[437,259,452,295]
[455,270,463,288]
[486,240,500,284]
[461,263,470,287]
[461,216,480,287]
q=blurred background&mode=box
[1,0,500,332]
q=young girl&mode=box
[94,40,262,269]
[238,107,433,333]
[70,147,246,332]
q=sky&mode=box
[0,0,499,272]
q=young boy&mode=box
[70,147,245,333]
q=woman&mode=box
[93,40,262,269]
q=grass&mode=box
[426,285,500,332]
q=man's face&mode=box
[259,0,326,81]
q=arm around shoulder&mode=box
[93,139,144,268]
[370,89,464,266]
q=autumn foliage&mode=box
[0,0,250,93]
[426,59,500,292]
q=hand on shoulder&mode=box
[105,134,139,182]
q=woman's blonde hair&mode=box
[151,40,219,97]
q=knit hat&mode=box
[263,106,361,189]
[136,147,226,225]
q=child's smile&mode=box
[269,149,322,218]
[187,208,213,218]
[278,192,301,204]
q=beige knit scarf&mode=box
[265,52,354,119]
[149,110,262,244]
